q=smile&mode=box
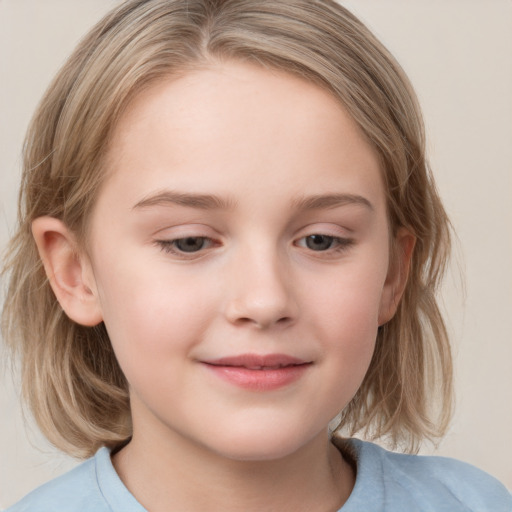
[201,354,312,391]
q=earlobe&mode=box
[378,228,416,326]
[32,217,103,326]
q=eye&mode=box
[296,234,353,252]
[303,234,334,251]
[156,236,213,255]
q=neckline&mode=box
[94,438,375,512]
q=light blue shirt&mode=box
[7,439,512,511]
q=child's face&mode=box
[82,61,405,460]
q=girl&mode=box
[2,0,511,510]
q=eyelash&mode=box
[155,237,215,256]
[154,234,354,258]
[295,234,354,253]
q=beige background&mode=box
[1,0,511,507]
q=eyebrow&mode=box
[132,190,373,212]
[132,190,236,210]
[292,193,374,211]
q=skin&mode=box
[33,61,414,511]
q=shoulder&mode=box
[5,450,110,512]
[338,438,512,512]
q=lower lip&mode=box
[203,364,310,391]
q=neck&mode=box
[112,427,354,512]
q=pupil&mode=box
[306,235,333,251]
[176,237,205,252]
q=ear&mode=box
[32,216,103,326]
[378,227,416,326]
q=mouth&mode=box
[204,353,309,368]
[201,354,312,391]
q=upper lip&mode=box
[202,354,310,370]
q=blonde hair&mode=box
[2,0,452,458]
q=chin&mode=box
[203,422,324,463]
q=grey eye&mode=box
[174,237,208,253]
[304,235,335,251]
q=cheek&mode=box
[306,257,388,381]
[318,287,379,373]
[93,257,217,362]
[312,257,388,334]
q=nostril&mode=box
[224,289,298,328]
[231,314,293,329]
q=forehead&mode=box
[100,60,384,213]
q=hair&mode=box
[2,0,452,458]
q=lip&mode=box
[201,354,312,391]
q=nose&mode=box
[224,246,298,329]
